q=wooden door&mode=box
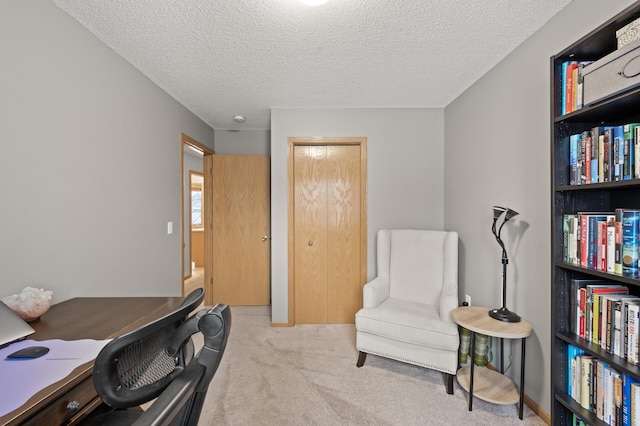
[294,145,328,323]
[212,155,270,305]
[326,145,363,323]
[290,138,366,324]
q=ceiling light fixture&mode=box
[298,0,329,6]
[233,115,245,123]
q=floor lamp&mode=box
[489,205,521,323]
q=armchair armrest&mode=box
[363,276,390,308]
[439,282,458,322]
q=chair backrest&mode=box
[378,229,458,305]
[91,288,231,426]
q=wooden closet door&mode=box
[293,144,363,324]
[293,145,328,324]
[326,145,362,323]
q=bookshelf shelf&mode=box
[551,3,640,425]
[555,331,640,379]
[555,393,609,426]
[556,180,640,192]
[554,88,640,126]
[555,262,640,287]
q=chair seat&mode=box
[355,298,459,351]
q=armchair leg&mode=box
[445,373,454,395]
[356,351,367,367]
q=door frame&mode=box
[180,133,214,306]
[287,136,367,326]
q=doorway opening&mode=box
[181,133,214,305]
[185,171,204,295]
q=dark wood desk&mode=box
[0,297,184,426]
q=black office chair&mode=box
[83,288,231,426]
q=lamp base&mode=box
[489,306,521,323]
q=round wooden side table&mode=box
[451,306,532,420]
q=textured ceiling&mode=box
[50,0,571,130]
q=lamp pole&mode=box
[489,206,521,323]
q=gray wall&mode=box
[270,108,445,323]
[444,0,636,413]
[214,129,270,155]
[0,0,215,303]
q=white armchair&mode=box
[355,229,459,394]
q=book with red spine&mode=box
[565,62,579,114]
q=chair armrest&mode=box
[439,283,458,322]
[363,276,390,308]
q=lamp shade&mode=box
[505,208,519,221]
[492,206,507,219]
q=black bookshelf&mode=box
[551,3,640,425]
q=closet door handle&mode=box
[261,235,268,241]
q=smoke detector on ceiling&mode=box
[233,115,246,123]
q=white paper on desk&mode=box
[0,338,111,418]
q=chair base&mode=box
[446,372,454,395]
[356,350,454,395]
[356,351,367,367]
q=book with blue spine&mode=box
[623,374,640,426]
[593,126,604,183]
[622,209,640,278]
[588,214,609,269]
[568,344,586,400]
[561,62,569,115]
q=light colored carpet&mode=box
[197,306,546,425]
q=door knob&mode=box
[308,241,313,246]
[262,235,268,241]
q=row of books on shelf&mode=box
[560,61,590,115]
[560,61,592,115]
[568,344,640,425]
[570,280,640,363]
[563,210,640,277]
[567,124,640,185]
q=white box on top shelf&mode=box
[582,38,640,106]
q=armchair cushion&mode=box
[356,298,458,351]
[388,230,446,305]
